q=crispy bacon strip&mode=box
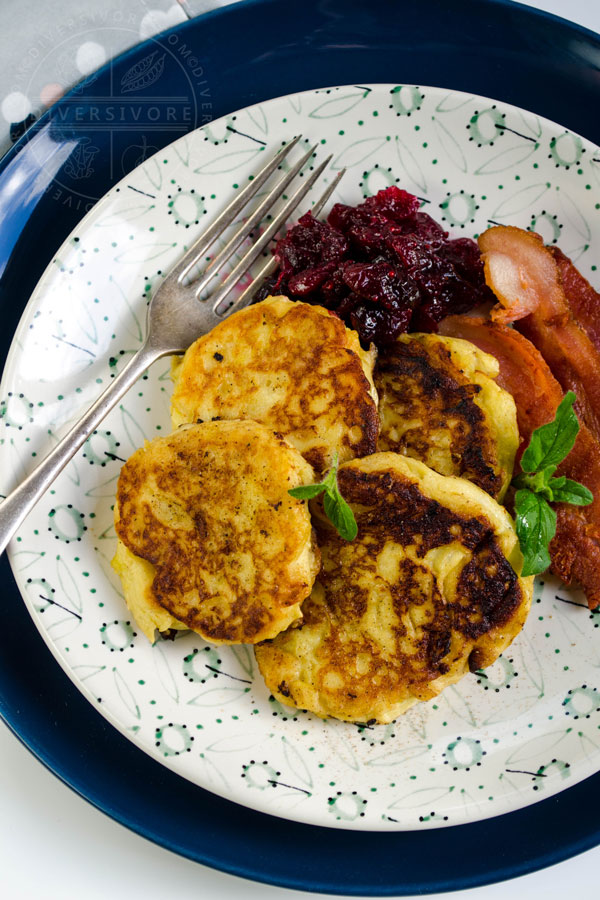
[479,226,562,326]
[550,246,600,354]
[440,315,600,608]
[478,226,600,442]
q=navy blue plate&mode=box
[1,0,600,893]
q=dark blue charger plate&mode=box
[1,0,600,893]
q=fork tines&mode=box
[174,136,344,317]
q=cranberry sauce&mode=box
[258,186,493,346]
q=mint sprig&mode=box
[512,391,593,577]
[288,454,358,541]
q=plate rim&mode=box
[5,79,600,833]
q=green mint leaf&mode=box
[323,490,358,541]
[322,452,340,491]
[514,489,557,577]
[520,391,579,473]
[512,467,557,500]
[548,477,594,506]
[288,483,326,500]
[288,452,358,541]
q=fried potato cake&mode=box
[170,295,379,472]
[256,453,532,724]
[112,420,320,644]
[375,333,518,500]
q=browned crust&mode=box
[115,420,319,643]
[256,458,528,723]
[171,297,379,472]
[375,338,503,497]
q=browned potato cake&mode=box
[375,334,518,500]
[256,453,532,724]
[112,420,320,644]
[170,295,379,472]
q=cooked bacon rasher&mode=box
[440,315,600,609]
[477,226,600,444]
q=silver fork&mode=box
[0,138,345,555]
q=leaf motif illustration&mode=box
[194,147,264,176]
[458,787,482,815]
[97,521,117,541]
[64,456,80,487]
[142,157,162,191]
[197,754,230,791]
[48,615,81,639]
[120,405,149,451]
[121,51,160,88]
[152,640,179,703]
[77,302,98,346]
[309,90,366,119]
[474,142,539,175]
[365,744,429,767]
[435,92,474,112]
[480,692,539,727]
[578,730,600,764]
[281,736,313,788]
[113,667,140,719]
[439,685,477,727]
[406,703,429,739]
[187,686,250,706]
[550,597,587,642]
[174,137,190,167]
[395,136,427,193]
[491,182,549,219]
[388,785,454,811]
[432,116,467,172]
[121,52,165,94]
[559,192,591,243]
[157,364,174,382]
[109,274,143,344]
[85,472,119,498]
[205,732,265,753]
[56,555,82,614]
[246,104,268,134]
[331,137,388,172]
[114,241,176,265]
[228,643,254,679]
[270,789,312,810]
[328,735,360,770]
[94,204,155,227]
[4,438,27,483]
[72,664,106,682]
[505,729,568,765]
[516,110,542,138]
[288,95,302,114]
[515,634,544,697]
[12,550,46,572]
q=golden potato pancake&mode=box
[256,453,532,724]
[170,295,379,472]
[375,333,518,500]
[112,420,320,644]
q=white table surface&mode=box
[2,0,600,897]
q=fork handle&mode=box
[0,342,164,557]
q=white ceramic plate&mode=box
[2,84,600,831]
